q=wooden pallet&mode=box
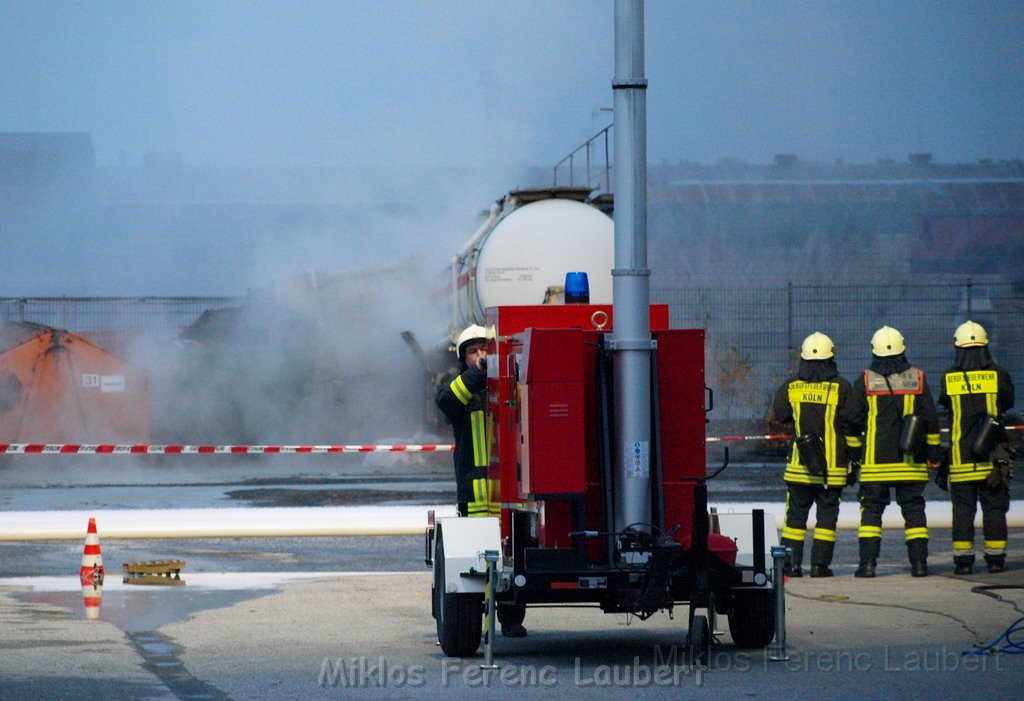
[122,560,185,576]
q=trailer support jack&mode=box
[768,545,791,661]
[480,550,500,670]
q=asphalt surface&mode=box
[2,461,1023,699]
[2,566,1023,700]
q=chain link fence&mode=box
[654,279,1024,433]
[3,284,1021,440]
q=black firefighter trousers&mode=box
[858,481,928,563]
[951,479,1010,558]
[782,483,841,567]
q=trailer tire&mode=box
[727,589,775,649]
[433,530,483,657]
[688,614,710,667]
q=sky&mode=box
[1,0,1023,297]
[2,0,1022,169]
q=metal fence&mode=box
[654,279,1024,424]
[0,296,240,333]
[3,283,1021,428]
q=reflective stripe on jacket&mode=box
[772,376,852,487]
[939,365,1015,483]
[435,365,491,504]
[844,367,941,483]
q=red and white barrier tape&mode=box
[0,444,454,455]
[705,434,790,443]
[1,426,1020,455]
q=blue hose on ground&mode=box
[964,586,1024,655]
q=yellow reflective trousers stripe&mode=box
[859,525,882,539]
[813,528,836,543]
[782,526,806,541]
[905,527,928,541]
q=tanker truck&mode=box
[447,186,614,336]
[405,187,616,430]
[423,187,780,666]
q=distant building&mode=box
[645,155,1024,284]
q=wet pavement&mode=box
[2,459,1022,699]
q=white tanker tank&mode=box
[449,187,614,334]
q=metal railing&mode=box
[552,123,614,195]
[0,296,241,332]
[3,282,1020,437]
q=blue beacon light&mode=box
[564,272,590,304]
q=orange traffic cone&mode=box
[79,517,104,620]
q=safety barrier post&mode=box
[481,549,500,670]
[768,544,790,661]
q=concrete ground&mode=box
[2,563,1022,699]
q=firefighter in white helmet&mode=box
[844,326,942,578]
[435,324,526,637]
[771,332,853,577]
[938,321,1015,574]
[436,325,495,519]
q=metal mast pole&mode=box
[611,0,651,532]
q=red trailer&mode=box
[427,304,777,663]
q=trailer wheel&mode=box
[433,529,483,657]
[688,614,710,667]
[728,590,775,649]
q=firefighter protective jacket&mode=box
[772,374,852,487]
[938,363,1015,483]
[844,367,942,482]
[435,364,491,508]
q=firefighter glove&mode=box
[987,444,1014,488]
[846,461,860,486]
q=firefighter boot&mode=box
[908,539,928,577]
[855,537,879,578]
[984,554,1006,574]
[782,538,804,577]
[953,555,975,575]
[810,538,835,577]
[854,560,876,578]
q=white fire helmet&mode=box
[801,331,835,360]
[455,324,487,360]
[954,320,988,347]
[871,326,906,357]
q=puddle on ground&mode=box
[13,586,262,630]
[3,571,405,629]
[7,578,265,700]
